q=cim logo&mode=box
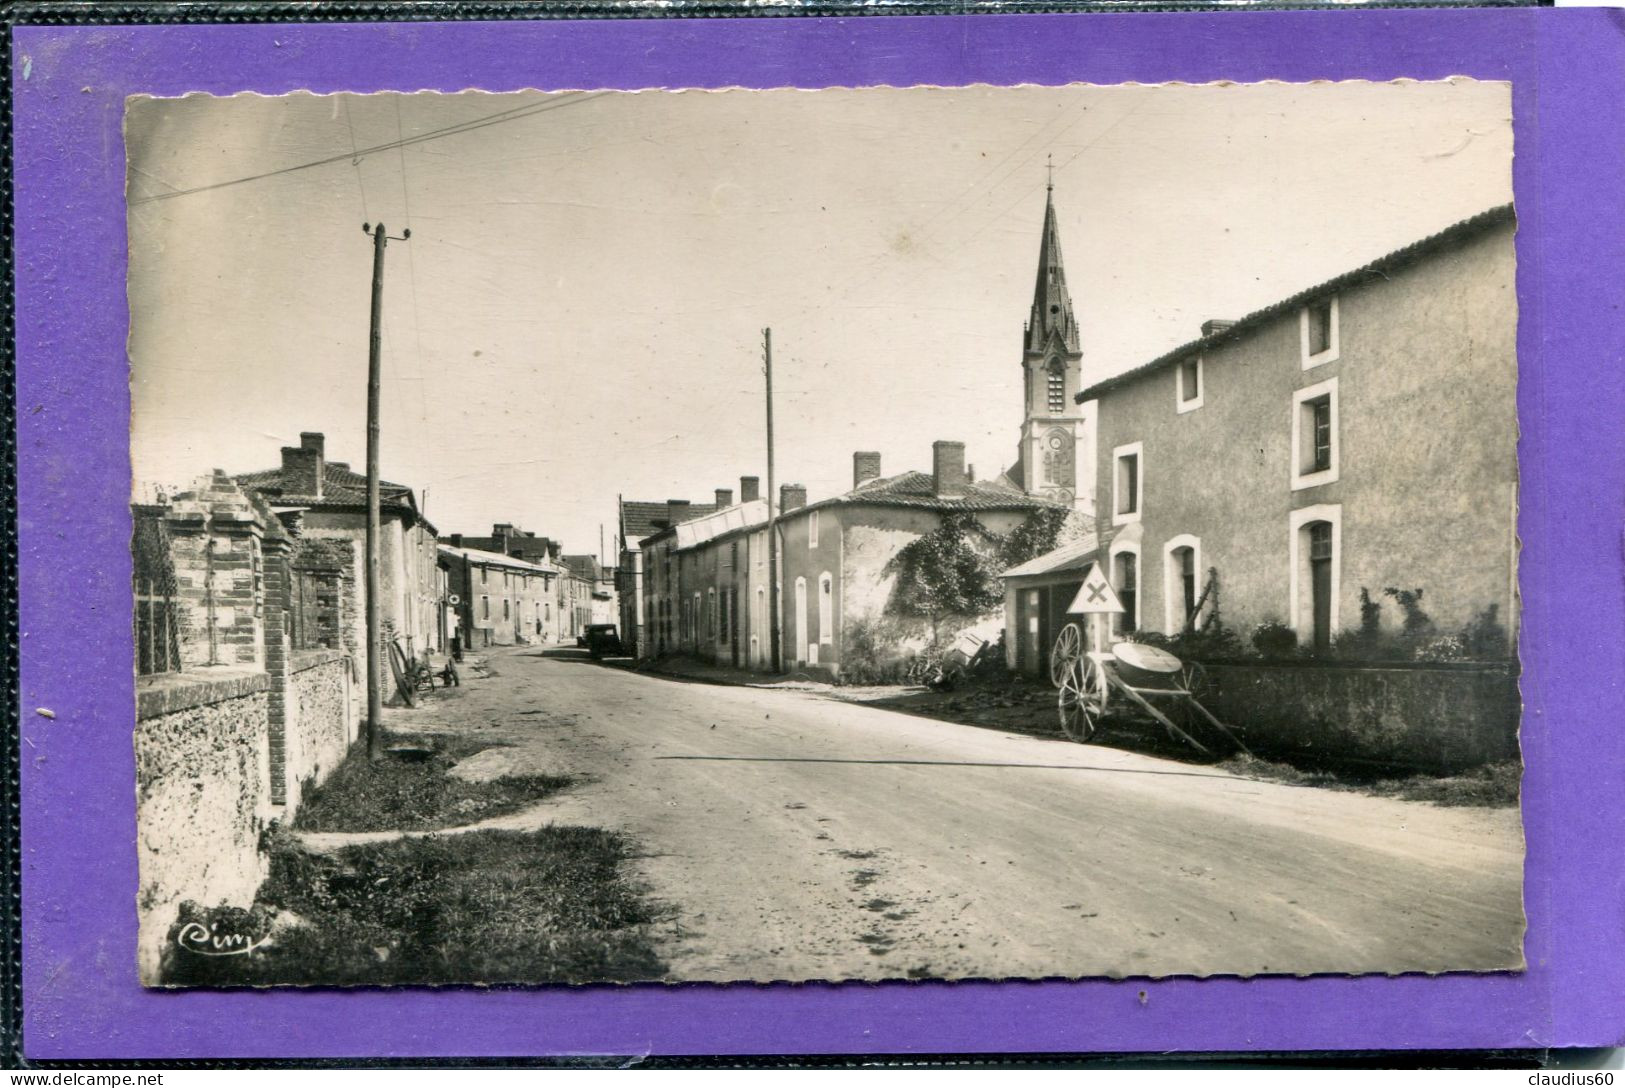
[175,916,267,957]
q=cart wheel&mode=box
[1180,660,1211,699]
[1058,657,1103,742]
[388,641,416,708]
[1049,623,1083,689]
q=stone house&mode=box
[635,495,722,659]
[235,432,441,685]
[132,472,357,984]
[1007,204,1518,663]
[439,543,559,649]
[559,555,618,636]
[639,486,773,668]
[774,442,1063,678]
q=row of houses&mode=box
[618,189,1519,680]
[136,432,621,685]
[620,444,1067,675]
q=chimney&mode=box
[780,484,807,512]
[449,533,463,547]
[667,499,691,524]
[967,464,976,483]
[1201,319,1237,338]
[853,451,882,488]
[280,441,323,499]
[740,476,761,504]
[299,432,325,457]
[933,440,968,497]
[715,488,734,509]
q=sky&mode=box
[127,79,1513,557]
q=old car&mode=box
[582,623,623,658]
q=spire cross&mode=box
[1045,154,1054,193]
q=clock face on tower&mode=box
[1040,427,1076,488]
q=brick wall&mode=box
[159,471,266,670]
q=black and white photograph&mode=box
[126,79,1523,989]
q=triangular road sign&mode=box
[1068,564,1123,614]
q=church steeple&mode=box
[1010,166,1092,514]
[1025,169,1080,357]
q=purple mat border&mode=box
[11,9,1625,1060]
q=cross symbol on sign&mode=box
[1068,567,1124,614]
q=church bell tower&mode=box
[1017,170,1095,513]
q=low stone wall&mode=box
[285,649,356,812]
[134,669,272,985]
[1202,661,1520,772]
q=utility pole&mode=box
[363,221,409,761]
[764,328,781,674]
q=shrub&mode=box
[1251,620,1298,659]
[838,616,940,686]
[1383,587,1435,636]
[1460,603,1511,660]
[1416,634,1471,662]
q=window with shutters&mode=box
[1292,377,1340,490]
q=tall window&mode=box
[1113,443,1143,524]
[1307,301,1333,356]
[1047,362,1065,413]
[1310,396,1332,472]
[1176,547,1196,629]
[1301,296,1340,368]
[1308,521,1334,653]
[1113,550,1138,635]
[809,511,819,549]
[1292,378,1340,489]
[1176,356,1204,414]
[818,572,834,645]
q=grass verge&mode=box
[293,734,571,833]
[1218,754,1521,807]
[165,828,666,986]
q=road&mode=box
[397,645,1525,982]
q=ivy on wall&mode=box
[886,508,1070,643]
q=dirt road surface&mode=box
[394,646,1525,982]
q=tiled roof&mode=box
[625,501,720,546]
[457,534,555,562]
[236,463,414,507]
[561,555,602,581]
[785,471,1064,520]
[1001,532,1107,579]
[1076,203,1516,402]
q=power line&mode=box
[130,92,612,206]
[393,95,438,457]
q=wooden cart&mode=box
[1052,625,1249,755]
